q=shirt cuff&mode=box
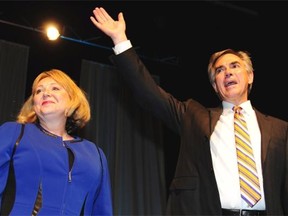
[112,40,132,55]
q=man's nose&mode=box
[225,70,232,78]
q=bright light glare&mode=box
[46,26,60,40]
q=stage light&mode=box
[46,26,60,40]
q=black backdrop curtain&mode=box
[0,40,29,123]
[79,59,167,215]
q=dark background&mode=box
[1,0,287,192]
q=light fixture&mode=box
[46,26,60,40]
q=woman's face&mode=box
[33,77,70,121]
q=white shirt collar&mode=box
[222,100,254,117]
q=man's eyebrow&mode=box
[230,61,240,65]
[215,60,240,70]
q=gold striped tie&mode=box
[233,106,261,207]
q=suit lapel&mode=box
[209,107,222,137]
[254,109,270,164]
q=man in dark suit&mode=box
[90,7,288,216]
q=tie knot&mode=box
[233,106,242,114]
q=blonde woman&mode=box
[0,69,113,215]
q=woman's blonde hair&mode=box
[17,69,91,133]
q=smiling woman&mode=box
[0,69,113,215]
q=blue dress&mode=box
[0,122,113,215]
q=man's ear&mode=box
[248,71,254,84]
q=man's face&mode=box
[212,53,253,105]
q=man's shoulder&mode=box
[254,108,287,125]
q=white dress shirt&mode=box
[210,100,265,210]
